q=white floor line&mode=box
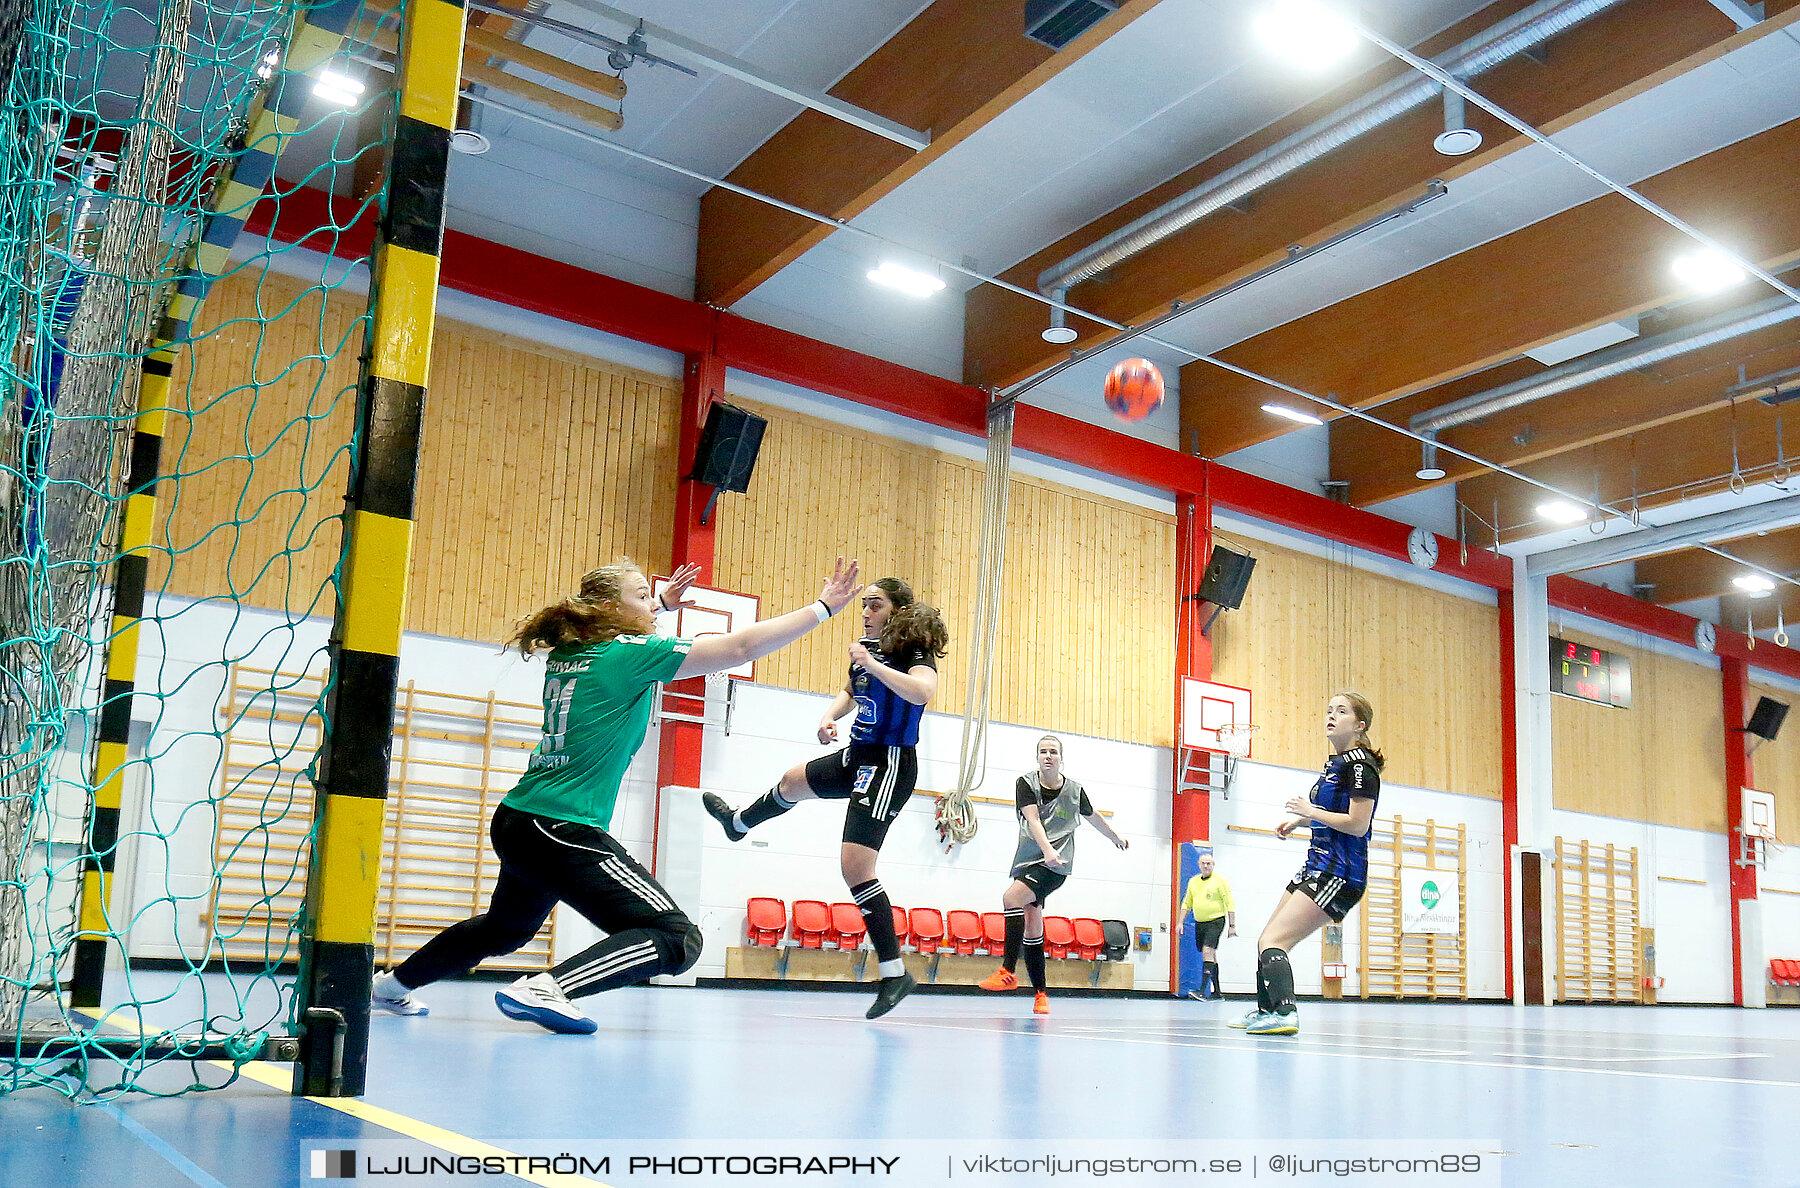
[787,1013,1800,1088]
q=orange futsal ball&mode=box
[1103,358,1165,422]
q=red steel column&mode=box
[1721,655,1756,1006]
[1498,589,1518,1001]
[1170,489,1213,989]
[652,351,724,873]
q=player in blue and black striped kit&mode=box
[1232,691,1384,1036]
[705,577,948,1019]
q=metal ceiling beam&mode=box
[1525,493,1800,577]
[551,0,930,150]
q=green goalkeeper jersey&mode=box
[502,632,692,830]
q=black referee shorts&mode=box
[804,743,918,850]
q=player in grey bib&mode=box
[1010,770,1087,876]
[979,735,1128,1013]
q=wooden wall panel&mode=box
[711,401,1178,746]
[159,268,681,644]
[1208,538,1501,800]
[1748,681,1800,843]
[1552,642,1724,832]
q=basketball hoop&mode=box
[1212,723,1260,759]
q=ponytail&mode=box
[881,602,949,658]
[509,559,645,656]
[1335,689,1386,771]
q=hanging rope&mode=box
[941,398,1015,849]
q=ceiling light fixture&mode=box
[1432,88,1482,157]
[450,128,491,155]
[1535,500,1590,525]
[1042,304,1078,344]
[1671,249,1747,295]
[1261,402,1324,426]
[1416,437,1446,480]
[312,70,365,108]
[1252,0,1360,70]
[1733,574,1777,596]
[867,261,945,298]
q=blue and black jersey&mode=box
[1300,747,1381,886]
[848,640,935,747]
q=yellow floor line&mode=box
[226,1058,614,1188]
[65,1008,609,1188]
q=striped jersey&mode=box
[848,639,935,747]
[502,633,691,831]
[1301,747,1382,885]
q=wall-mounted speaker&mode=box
[688,401,766,493]
[1746,695,1789,742]
[1195,544,1256,610]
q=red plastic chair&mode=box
[947,909,982,956]
[892,905,912,952]
[1071,917,1106,960]
[1043,915,1075,959]
[745,897,786,946]
[792,899,832,949]
[829,902,866,950]
[909,906,947,954]
[980,911,1006,956]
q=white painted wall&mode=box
[1205,760,1506,1001]
[117,586,1766,1005]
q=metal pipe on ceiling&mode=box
[1410,294,1800,435]
[1034,0,1626,301]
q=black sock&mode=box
[1259,948,1295,1015]
[738,787,795,832]
[1204,960,1220,997]
[1001,909,1025,972]
[852,879,900,964]
[1023,935,1046,991]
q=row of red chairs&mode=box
[745,898,1124,960]
[1772,959,1800,986]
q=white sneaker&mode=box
[494,975,597,1035]
[371,971,429,1016]
[1226,1008,1263,1029]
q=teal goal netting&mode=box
[1,0,395,1098]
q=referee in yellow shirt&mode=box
[1179,852,1236,1000]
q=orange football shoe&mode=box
[978,968,1018,992]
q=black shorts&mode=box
[1194,917,1226,949]
[804,743,918,850]
[1286,869,1365,922]
[1011,862,1068,906]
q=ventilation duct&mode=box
[1036,0,1626,299]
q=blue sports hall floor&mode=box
[2,974,1791,1187]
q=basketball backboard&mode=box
[652,578,761,680]
[1180,677,1253,756]
[1744,786,1778,841]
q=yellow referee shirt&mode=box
[1181,872,1234,923]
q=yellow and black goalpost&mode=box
[296,0,464,1098]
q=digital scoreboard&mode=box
[1550,637,1631,708]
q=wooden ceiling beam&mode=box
[1457,395,1800,545]
[963,1,1788,393]
[1184,111,1800,461]
[1334,322,1800,507]
[1633,526,1800,604]
[359,19,625,132]
[694,0,1163,309]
